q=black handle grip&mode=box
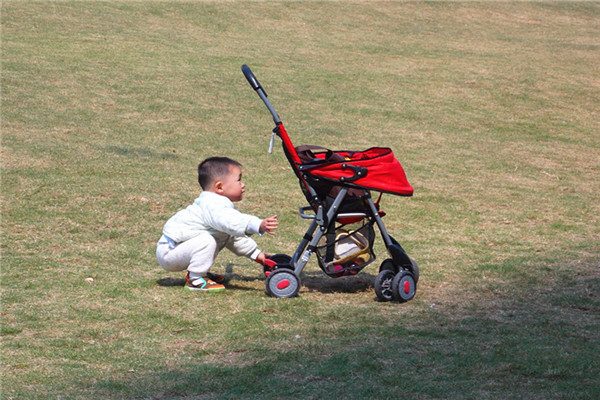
[242,64,263,93]
[241,64,280,124]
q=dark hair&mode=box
[197,157,242,190]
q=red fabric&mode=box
[298,147,414,196]
[278,124,301,163]
[277,122,413,196]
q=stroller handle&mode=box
[242,64,282,125]
[242,64,263,93]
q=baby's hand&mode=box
[255,252,269,266]
[260,215,278,235]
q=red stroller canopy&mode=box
[296,147,414,196]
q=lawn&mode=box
[2,1,599,399]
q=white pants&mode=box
[156,233,219,276]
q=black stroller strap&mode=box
[325,222,336,263]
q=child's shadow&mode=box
[155,263,264,289]
[156,277,186,287]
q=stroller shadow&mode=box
[302,270,376,294]
[156,263,377,295]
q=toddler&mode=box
[156,156,278,292]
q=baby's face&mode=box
[219,165,245,202]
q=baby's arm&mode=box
[223,214,278,266]
[256,216,278,265]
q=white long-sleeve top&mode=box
[162,191,262,259]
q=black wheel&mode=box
[264,254,292,277]
[374,269,395,302]
[265,269,301,298]
[392,271,416,303]
[409,258,419,285]
[379,258,396,273]
[268,254,292,266]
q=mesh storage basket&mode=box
[316,220,376,277]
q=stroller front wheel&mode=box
[392,271,417,303]
[266,269,301,298]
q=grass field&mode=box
[2,1,599,399]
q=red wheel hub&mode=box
[277,279,290,290]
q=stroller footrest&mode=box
[336,212,367,226]
[299,206,327,228]
[337,212,367,218]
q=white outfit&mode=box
[156,191,263,275]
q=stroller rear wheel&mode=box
[264,254,293,277]
[268,254,292,266]
[266,269,301,298]
[392,271,416,303]
[374,269,395,302]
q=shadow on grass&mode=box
[122,257,600,399]
[156,265,376,294]
[302,270,375,294]
[156,277,186,287]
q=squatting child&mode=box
[156,156,278,292]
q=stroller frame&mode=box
[242,65,418,302]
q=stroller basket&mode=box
[315,219,376,277]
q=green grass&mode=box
[2,1,599,399]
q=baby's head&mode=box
[198,157,245,202]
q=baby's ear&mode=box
[213,179,224,193]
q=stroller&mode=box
[242,65,419,302]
